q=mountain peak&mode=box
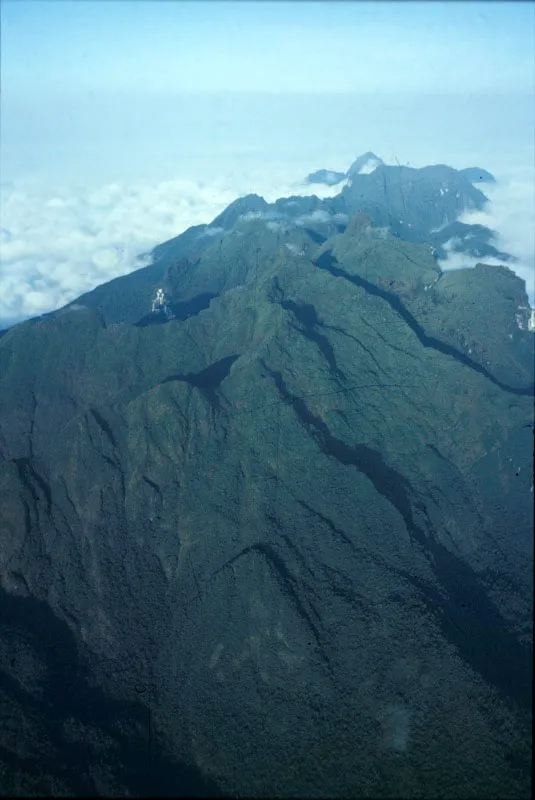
[0,150,533,799]
[305,168,347,187]
[210,193,270,230]
[347,152,384,177]
[459,166,496,184]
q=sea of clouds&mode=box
[2,160,533,328]
[438,167,535,303]
[0,166,348,327]
[1,92,533,326]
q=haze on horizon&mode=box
[1,0,534,326]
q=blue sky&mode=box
[1,1,534,324]
[2,0,534,95]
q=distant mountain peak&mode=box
[458,167,496,184]
[210,193,270,230]
[1,148,533,799]
[305,168,347,187]
[347,152,384,177]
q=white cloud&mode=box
[266,220,285,232]
[1,159,533,329]
[198,226,225,238]
[0,181,218,323]
[355,157,382,175]
[323,170,344,184]
[295,209,333,226]
[294,209,349,228]
[285,242,304,256]
[438,167,535,306]
[442,237,463,253]
[292,179,350,200]
[238,210,281,223]
[0,171,301,326]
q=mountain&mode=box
[459,166,497,184]
[209,193,271,230]
[99,160,496,332]
[304,151,384,186]
[300,156,491,246]
[1,160,501,335]
[305,151,496,219]
[0,158,533,798]
[338,162,489,244]
[429,221,514,262]
[346,150,384,177]
[305,168,346,186]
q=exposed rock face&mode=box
[0,164,533,797]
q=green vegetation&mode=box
[0,160,532,798]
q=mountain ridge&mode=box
[0,155,533,798]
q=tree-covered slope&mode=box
[0,166,533,798]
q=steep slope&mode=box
[346,151,384,177]
[338,163,488,241]
[304,151,384,186]
[59,224,211,328]
[0,191,533,797]
[429,221,513,262]
[48,160,497,331]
